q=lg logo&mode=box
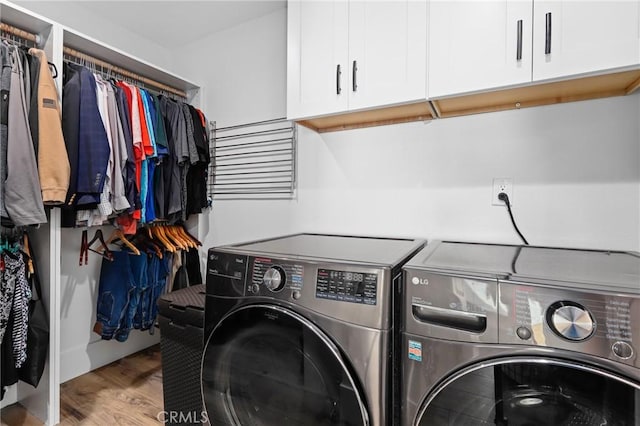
[412,277,429,285]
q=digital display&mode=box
[316,268,378,305]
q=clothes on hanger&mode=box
[0,42,69,227]
[91,223,201,342]
[62,61,210,230]
[0,229,49,399]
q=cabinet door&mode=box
[287,0,349,119]
[347,0,427,111]
[428,0,533,99]
[533,1,640,81]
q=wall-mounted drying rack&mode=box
[209,117,297,200]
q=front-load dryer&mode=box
[402,241,640,426]
[202,233,425,426]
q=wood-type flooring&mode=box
[1,345,164,425]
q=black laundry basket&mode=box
[158,284,206,425]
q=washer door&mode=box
[416,358,640,426]
[202,304,369,426]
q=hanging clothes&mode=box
[29,48,70,205]
[5,45,46,226]
[70,64,110,209]
[59,60,211,230]
[0,230,49,399]
[0,44,11,223]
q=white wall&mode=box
[294,96,640,251]
[173,9,294,251]
[12,0,173,69]
[172,7,640,253]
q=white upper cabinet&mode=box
[348,1,427,111]
[428,1,533,98]
[429,0,640,99]
[287,0,349,119]
[287,0,427,120]
[532,1,640,81]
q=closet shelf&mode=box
[63,46,186,98]
[63,28,199,97]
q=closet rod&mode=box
[63,46,187,99]
[0,22,41,45]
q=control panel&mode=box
[206,250,248,297]
[250,257,304,298]
[500,283,639,367]
[402,270,499,343]
[206,249,390,329]
[316,268,378,305]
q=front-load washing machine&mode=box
[402,241,640,426]
[202,233,425,425]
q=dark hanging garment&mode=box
[185,247,203,285]
[74,66,110,208]
[1,312,20,400]
[150,94,168,220]
[25,49,40,156]
[159,97,184,219]
[185,105,209,216]
[61,63,81,227]
[0,44,11,224]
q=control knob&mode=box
[547,301,595,341]
[263,266,286,292]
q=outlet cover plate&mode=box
[492,178,513,206]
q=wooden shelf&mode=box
[297,101,435,133]
[295,68,640,132]
[432,69,640,118]
[63,28,199,96]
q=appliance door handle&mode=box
[336,64,342,95]
[412,303,487,333]
[516,19,523,61]
[545,12,552,54]
[352,60,358,92]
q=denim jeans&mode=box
[147,254,170,334]
[96,251,136,340]
[97,251,169,340]
[135,253,169,333]
[114,253,148,342]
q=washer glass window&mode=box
[202,305,368,426]
[417,360,639,426]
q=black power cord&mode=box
[498,192,529,245]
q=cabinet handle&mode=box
[336,64,342,95]
[545,12,552,54]
[516,19,523,61]
[352,60,358,92]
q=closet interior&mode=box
[0,1,202,424]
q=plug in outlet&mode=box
[492,178,513,206]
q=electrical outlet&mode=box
[492,178,513,206]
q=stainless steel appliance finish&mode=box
[202,233,425,426]
[402,241,640,426]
